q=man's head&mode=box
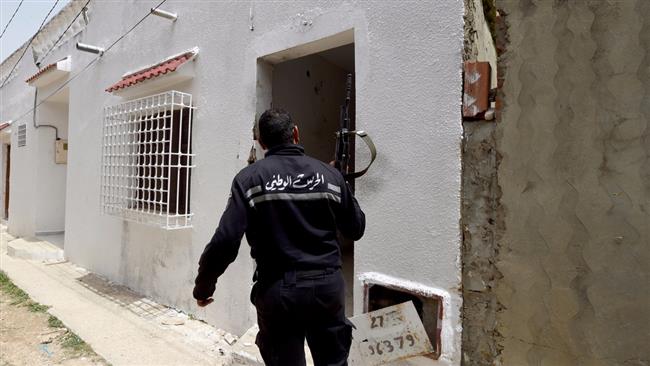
[257,108,299,149]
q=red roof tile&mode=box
[25,62,59,83]
[105,51,195,93]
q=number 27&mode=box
[370,315,384,329]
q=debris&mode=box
[243,342,253,347]
[466,270,487,291]
[161,316,185,326]
[44,259,68,266]
[39,329,63,335]
[39,329,65,344]
[39,343,53,357]
[231,351,264,365]
[224,333,237,345]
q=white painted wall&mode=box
[35,100,68,234]
[0,144,3,220]
[345,2,464,360]
[0,135,9,220]
[0,91,69,237]
[1,1,464,362]
[0,14,79,239]
[7,117,38,238]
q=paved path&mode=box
[0,228,235,366]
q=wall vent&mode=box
[101,91,195,229]
[363,280,443,360]
[17,124,26,147]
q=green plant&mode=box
[61,331,93,354]
[27,301,49,313]
[0,271,29,305]
[48,315,65,328]
[1,271,50,312]
[0,272,105,363]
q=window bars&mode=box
[101,91,195,229]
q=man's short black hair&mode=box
[258,108,295,148]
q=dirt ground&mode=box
[0,272,108,366]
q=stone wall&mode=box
[483,1,649,365]
[461,0,502,364]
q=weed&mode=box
[48,315,65,328]
[0,271,29,305]
[1,271,105,363]
[61,331,93,355]
[27,301,50,313]
[1,271,51,312]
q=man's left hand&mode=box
[196,298,214,307]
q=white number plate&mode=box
[348,301,434,365]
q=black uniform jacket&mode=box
[193,144,365,300]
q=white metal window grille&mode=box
[101,91,195,229]
[17,124,27,147]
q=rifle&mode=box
[334,74,376,180]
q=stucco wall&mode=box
[7,118,38,238]
[1,92,70,237]
[0,135,8,219]
[2,1,465,360]
[0,1,85,238]
[0,144,3,219]
[35,101,68,233]
[1,67,37,236]
[494,1,650,365]
[0,138,8,219]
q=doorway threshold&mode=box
[35,232,64,250]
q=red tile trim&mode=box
[105,51,195,93]
[25,62,58,83]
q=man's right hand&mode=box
[196,298,214,307]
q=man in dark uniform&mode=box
[193,108,366,366]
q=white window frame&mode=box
[101,90,195,229]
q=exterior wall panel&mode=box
[1,1,464,361]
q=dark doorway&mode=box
[270,43,356,315]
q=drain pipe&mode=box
[32,88,60,140]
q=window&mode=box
[101,91,195,229]
[17,124,26,147]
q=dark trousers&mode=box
[251,268,353,366]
